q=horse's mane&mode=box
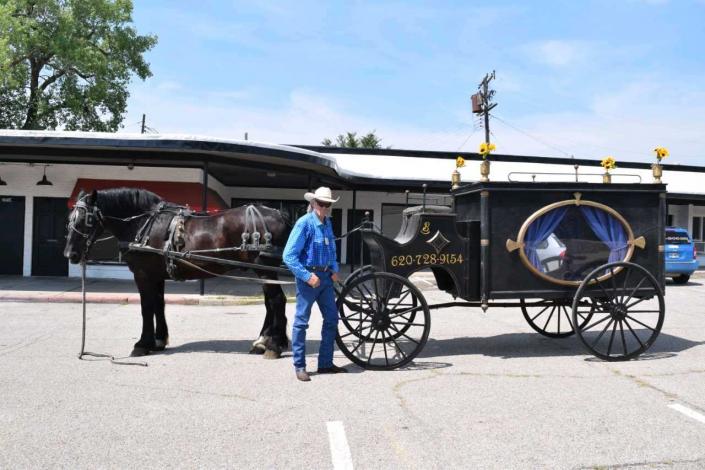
[95,187,163,218]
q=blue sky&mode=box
[124,0,705,165]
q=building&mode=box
[1,130,703,279]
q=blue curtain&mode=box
[525,207,568,271]
[580,206,628,263]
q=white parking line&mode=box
[669,403,705,425]
[327,421,354,470]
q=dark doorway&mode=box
[32,197,69,276]
[346,209,374,266]
[0,196,25,275]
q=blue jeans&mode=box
[292,271,339,370]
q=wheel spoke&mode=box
[591,318,614,348]
[381,330,390,366]
[625,297,650,310]
[582,314,611,332]
[562,306,574,330]
[387,288,412,315]
[359,283,379,311]
[621,266,631,304]
[542,306,556,331]
[353,285,376,311]
[339,323,373,339]
[388,334,408,361]
[610,266,618,298]
[530,305,551,322]
[388,305,424,320]
[388,321,421,345]
[623,318,644,348]
[619,320,628,356]
[349,324,377,355]
[390,321,426,327]
[596,281,613,305]
[342,311,373,321]
[624,314,658,333]
[367,330,380,363]
[624,276,647,306]
[606,320,618,356]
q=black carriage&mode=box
[336,181,667,369]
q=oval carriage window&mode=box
[522,204,630,283]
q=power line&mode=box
[490,113,574,157]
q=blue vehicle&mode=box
[665,227,698,284]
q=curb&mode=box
[0,292,286,306]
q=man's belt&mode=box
[306,265,330,272]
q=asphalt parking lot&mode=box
[1,276,705,469]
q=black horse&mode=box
[64,188,291,358]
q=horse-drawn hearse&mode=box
[335,181,666,369]
[65,179,667,370]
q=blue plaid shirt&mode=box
[283,212,339,282]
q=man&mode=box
[283,187,348,382]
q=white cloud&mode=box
[523,40,595,67]
[124,78,704,166]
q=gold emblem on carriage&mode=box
[426,230,450,254]
[420,221,431,235]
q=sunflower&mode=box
[601,156,617,171]
[456,156,466,168]
[654,147,669,161]
[479,142,496,159]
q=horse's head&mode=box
[64,189,104,264]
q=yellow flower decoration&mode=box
[654,147,669,161]
[456,156,466,168]
[478,142,496,159]
[601,156,617,171]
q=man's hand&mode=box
[331,272,340,283]
[307,273,320,288]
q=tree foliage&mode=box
[0,0,157,131]
[321,131,388,149]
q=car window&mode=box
[665,230,690,244]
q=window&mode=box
[692,217,703,241]
[519,202,633,284]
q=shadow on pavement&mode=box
[415,332,703,360]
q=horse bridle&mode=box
[68,196,105,256]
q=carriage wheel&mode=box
[338,266,418,341]
[335,272,430,370]
[520,298,594,338]
[572,261,664,361]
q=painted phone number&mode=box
[390,253,464,267]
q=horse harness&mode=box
[71,196,279,281]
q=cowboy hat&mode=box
[304,186,340,204]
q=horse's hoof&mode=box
[249,345,266,355]
[151,339,167,352]
[263,348,281,360]
[130,347,150,357]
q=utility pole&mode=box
[471,71,497,144]
[141,114,146,134]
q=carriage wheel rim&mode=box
[336,272,430,370]
[572,261,664,361]
[521,298,594,338]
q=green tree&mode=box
[322,131,388,149]
[0,0,157,131]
